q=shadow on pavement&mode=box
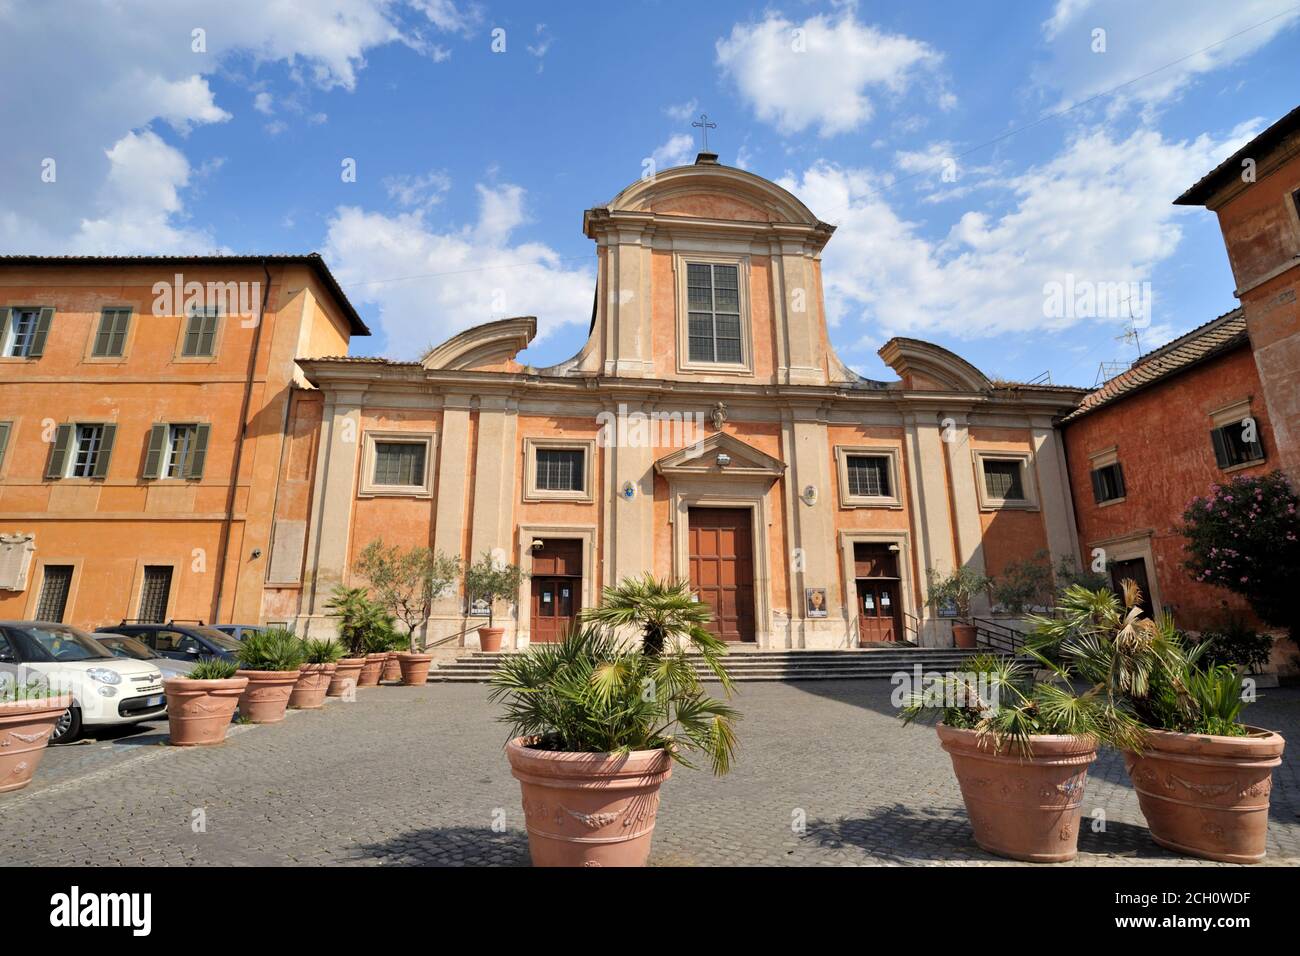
[351,826,530,867]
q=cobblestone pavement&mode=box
[2,681,1297,866]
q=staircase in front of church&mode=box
[426,646,1012,683]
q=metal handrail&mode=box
[421,623,487,651]
[971,616,1027,654]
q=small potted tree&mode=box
[164,658,247,746]
[926,566,992,648]
[235,628,305,723]
[464,551,525,652]
[0,679,73,791]
[291,638,344,710]
[325,586,384,695]
[490,578,737,867]
[355,540,460,679]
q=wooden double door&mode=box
[854,542,903,645]
[688,507,756,642]
[530,539,582,643]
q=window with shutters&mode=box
[143,422,208,480]
[45,422,116,480]
[181,308,219,357]
[165,425,198,478]
[973,451,1038,510]
[68,425,105,477]
[523,438,596,502]
[1211,421,1265,470]
[0,421,11,474]
[138,566,173,623]
[2,307,53,358]
[92,307,131,357]
[1091,462,1126,504]
[835,446,902,508]
[359,431,436,497]
[676,256,752,374]
[35,565,74,622]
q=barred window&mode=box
[93,308,131,357]
[36,566,74,622]
[686,262,743,364]
[982,459,1025,500]
[373,442,425,487]
[846,455,890,498]
[139,566,173,624]
[536,449,584,492]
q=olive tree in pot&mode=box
[926,566,992,648]
[164,658,247,746]
[235,628,305,723]
[291,639,344,710]
[900,652,1140,862]
[1030,581,1287,864]
[490,610,738,867]
[354,539,461,682]
[0,679,73,791]
[464,552,525,652]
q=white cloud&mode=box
[780,121,1258,345]
[410,0,482,36]
[716,10,942,136]
[1038,0,1300,109]
[253,91,275,115]
[665,99,699,122]
[384,170,453,209]
[324,184,594,358]
[527,23,553,72]
[651,133,695,170]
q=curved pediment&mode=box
[422,315,536,371]
[877,337,992,392]
[606,162,823,227]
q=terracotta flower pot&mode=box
[397,652,434,686]
[937,723,1097,863]
[327,658,365,697]
[951,623,977,649]
[357,653,387,687]
[505,735,672,867]
[381,652,403,683]
[1124,726,1286,864]
[478,626,504,652]
[289,663,337,710]
[235,669,300,723]
[0,694,73,792]
[164,677,248,746]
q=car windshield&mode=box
[95,634,155,661]
[22,625,114,661]
[193,627,243,652]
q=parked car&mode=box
[95,621,244,663]
[94,632,196,678]
[211,624,268,641]
[0,621,166,743]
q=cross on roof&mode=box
[691,113,717,152]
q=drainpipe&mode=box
[210,258,272,624]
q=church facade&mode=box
[287,153,1086,649]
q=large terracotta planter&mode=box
[357,653,386,687]
[164,677,248,746]
[505,735,672,867]
[235,669,299,723]
[937,723,1097,862]
[951,623,977,649]
[327,658,365,697]
[478,626,504,652]
[397,652,434,686]
[289,663,337,710]
[381,652,402,683]
[1124,726,1286,864]
[0,694,73,791]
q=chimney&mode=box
[695,152,720,165]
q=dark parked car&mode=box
[93,633,196,678]
[95,621,243,663]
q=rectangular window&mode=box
[982,459,1026,501]
[182,308,219,357]
[36,566,74,622]
[93,308,131,357]
[373,441,426,487]
[1211,421,1265,469]
[686,262,743,364]
[846,455,891,498]
[536,448,585,492]
[69,425,106,477]
[164,425,198,478]
[139,566,173,624]
[4,309,40,357]
[1090,462,1126,503]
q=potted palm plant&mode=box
[490,575,738,867]
[900,652,1139,862]
[464,552,525,652]
[164,658,247,746]
[926,566,992,648]
[324,586,383,696]
[235,628,305,723]
[291,638,343,710]
[0,679,73,791]
[1031,582,1288,864]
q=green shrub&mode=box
[236,628,306,671]
[300,638,345,665]
[991,550,1054,615]
[325,586,395,657]
[1199,618,1274,674]
[188,658,239,680]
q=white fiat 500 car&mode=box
[0,621,166,743]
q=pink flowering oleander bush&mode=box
[1180,469,1300,648]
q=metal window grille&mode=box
[686,263,742,363]
[983,459,1025,500]
[373,442,425,486]
[35,566,74,622]
[139,566,173,623]
[536,449,584,491]
[846,456,890,497]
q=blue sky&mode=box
[2,1,1299,386]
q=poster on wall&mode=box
[805,587,828,618]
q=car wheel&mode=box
[49,704,82,745]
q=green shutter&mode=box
[0,308,10,353]
[143,424,168,479]
[45,424,73,479]
[182,314,200,356]
[26,307,54,358]
[1210,427,1230,468]
[0,422,10,471]
[1113,463,1126,498]
[187,424,210,479]
[1089,468,1104,503]
[92,424,116,478]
